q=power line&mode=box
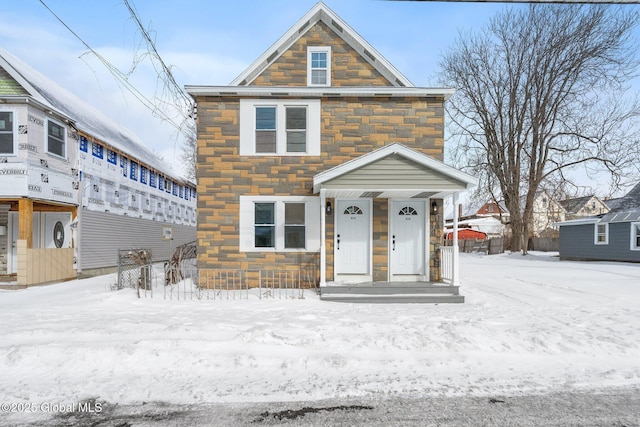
[123,0,193,110]
[38,0,191,138]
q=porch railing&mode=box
[132,265,319,300]
[440,246,453,284]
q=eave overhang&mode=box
[185,85,455,100]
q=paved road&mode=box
[7,388,639,426]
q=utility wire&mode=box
[38,0,190,137]
[123,0,193,110]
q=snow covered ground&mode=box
[1,252,638,421]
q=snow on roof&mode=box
[559,195,594,213]
[601,209,640,223]
[0,48,180,180]
[605,182,640,213]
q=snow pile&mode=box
[1,252,638,408]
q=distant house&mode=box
[0,49,196,285]
[454,190,564,238]
[186,2,477,299]
[558,183,640,263]
[558,210,640,263]
[475,201,509,220]
[559,195,609,220]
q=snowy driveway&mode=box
[1,252,639,425]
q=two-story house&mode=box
[186,2,476,300]
[0,48,196,285]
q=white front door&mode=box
[391,200,426,280]
[335,200,370,277]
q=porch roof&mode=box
[313,143,478,199]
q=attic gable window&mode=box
[308,46,331,86]
[47,119,66,158]
[0,111,15,155]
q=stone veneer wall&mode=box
[251,21,392,87]
[196,96,445,279]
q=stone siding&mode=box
[252,21,391,87]
[196,96,445,280]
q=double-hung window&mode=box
[240,196,320,252]
[594,223,608,245]
[240,99,320,155]
[284,203,305,249]
[255,107,276,153]
[307,46,331,86]
[286,108,307,153]
[47,120,66,158]
[632,222,640,250]
[0,111,15,155]
[255,106,306,153]
[254,203,276,248]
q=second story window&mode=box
[47,120,66,158]
[308,46,331,86]
[240,99,320,156]
[0,111,15,155]
[286,107,307,153]
[255,107,276,153]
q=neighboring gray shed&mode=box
[557,210,640,263]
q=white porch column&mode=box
[319,189,327,287]
[452,192,460,286]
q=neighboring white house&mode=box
[0,48,196,285]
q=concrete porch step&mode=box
[320,293,465,304]
[319,282,464,303]
[320,284,460,296]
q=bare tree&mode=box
[440,4,640,253]
[179,119,197,181]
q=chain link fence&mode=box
[116,248,155,298]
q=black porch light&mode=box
[326,201,333,216]
[431,200,438,215]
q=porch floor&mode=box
[319,281,464,304]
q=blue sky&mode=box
[0,0,509,176]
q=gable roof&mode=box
[605,182,640,212]
[559,195,596,214]
[313,143,478,197]
[0,48,180,180]
[230,2,413,88]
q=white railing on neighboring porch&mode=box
[440,246,453,284]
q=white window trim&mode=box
[631,222,640,251]
[0,109,18,156]
[307,46,331,87]
[45,118,67,159]
[594,223,609,245]
[240,99,321,156]
[239,196,320,252]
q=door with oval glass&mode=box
[391,200,426,280]
[335,200,370,276]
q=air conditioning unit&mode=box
[43,213,71,248]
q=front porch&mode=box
[313,144,477,301]
[319,281,464,303]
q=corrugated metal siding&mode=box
[324,156,466,190]
[79,209,196,270]
[559,222,640,262]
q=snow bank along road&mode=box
[1,252,638,425]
